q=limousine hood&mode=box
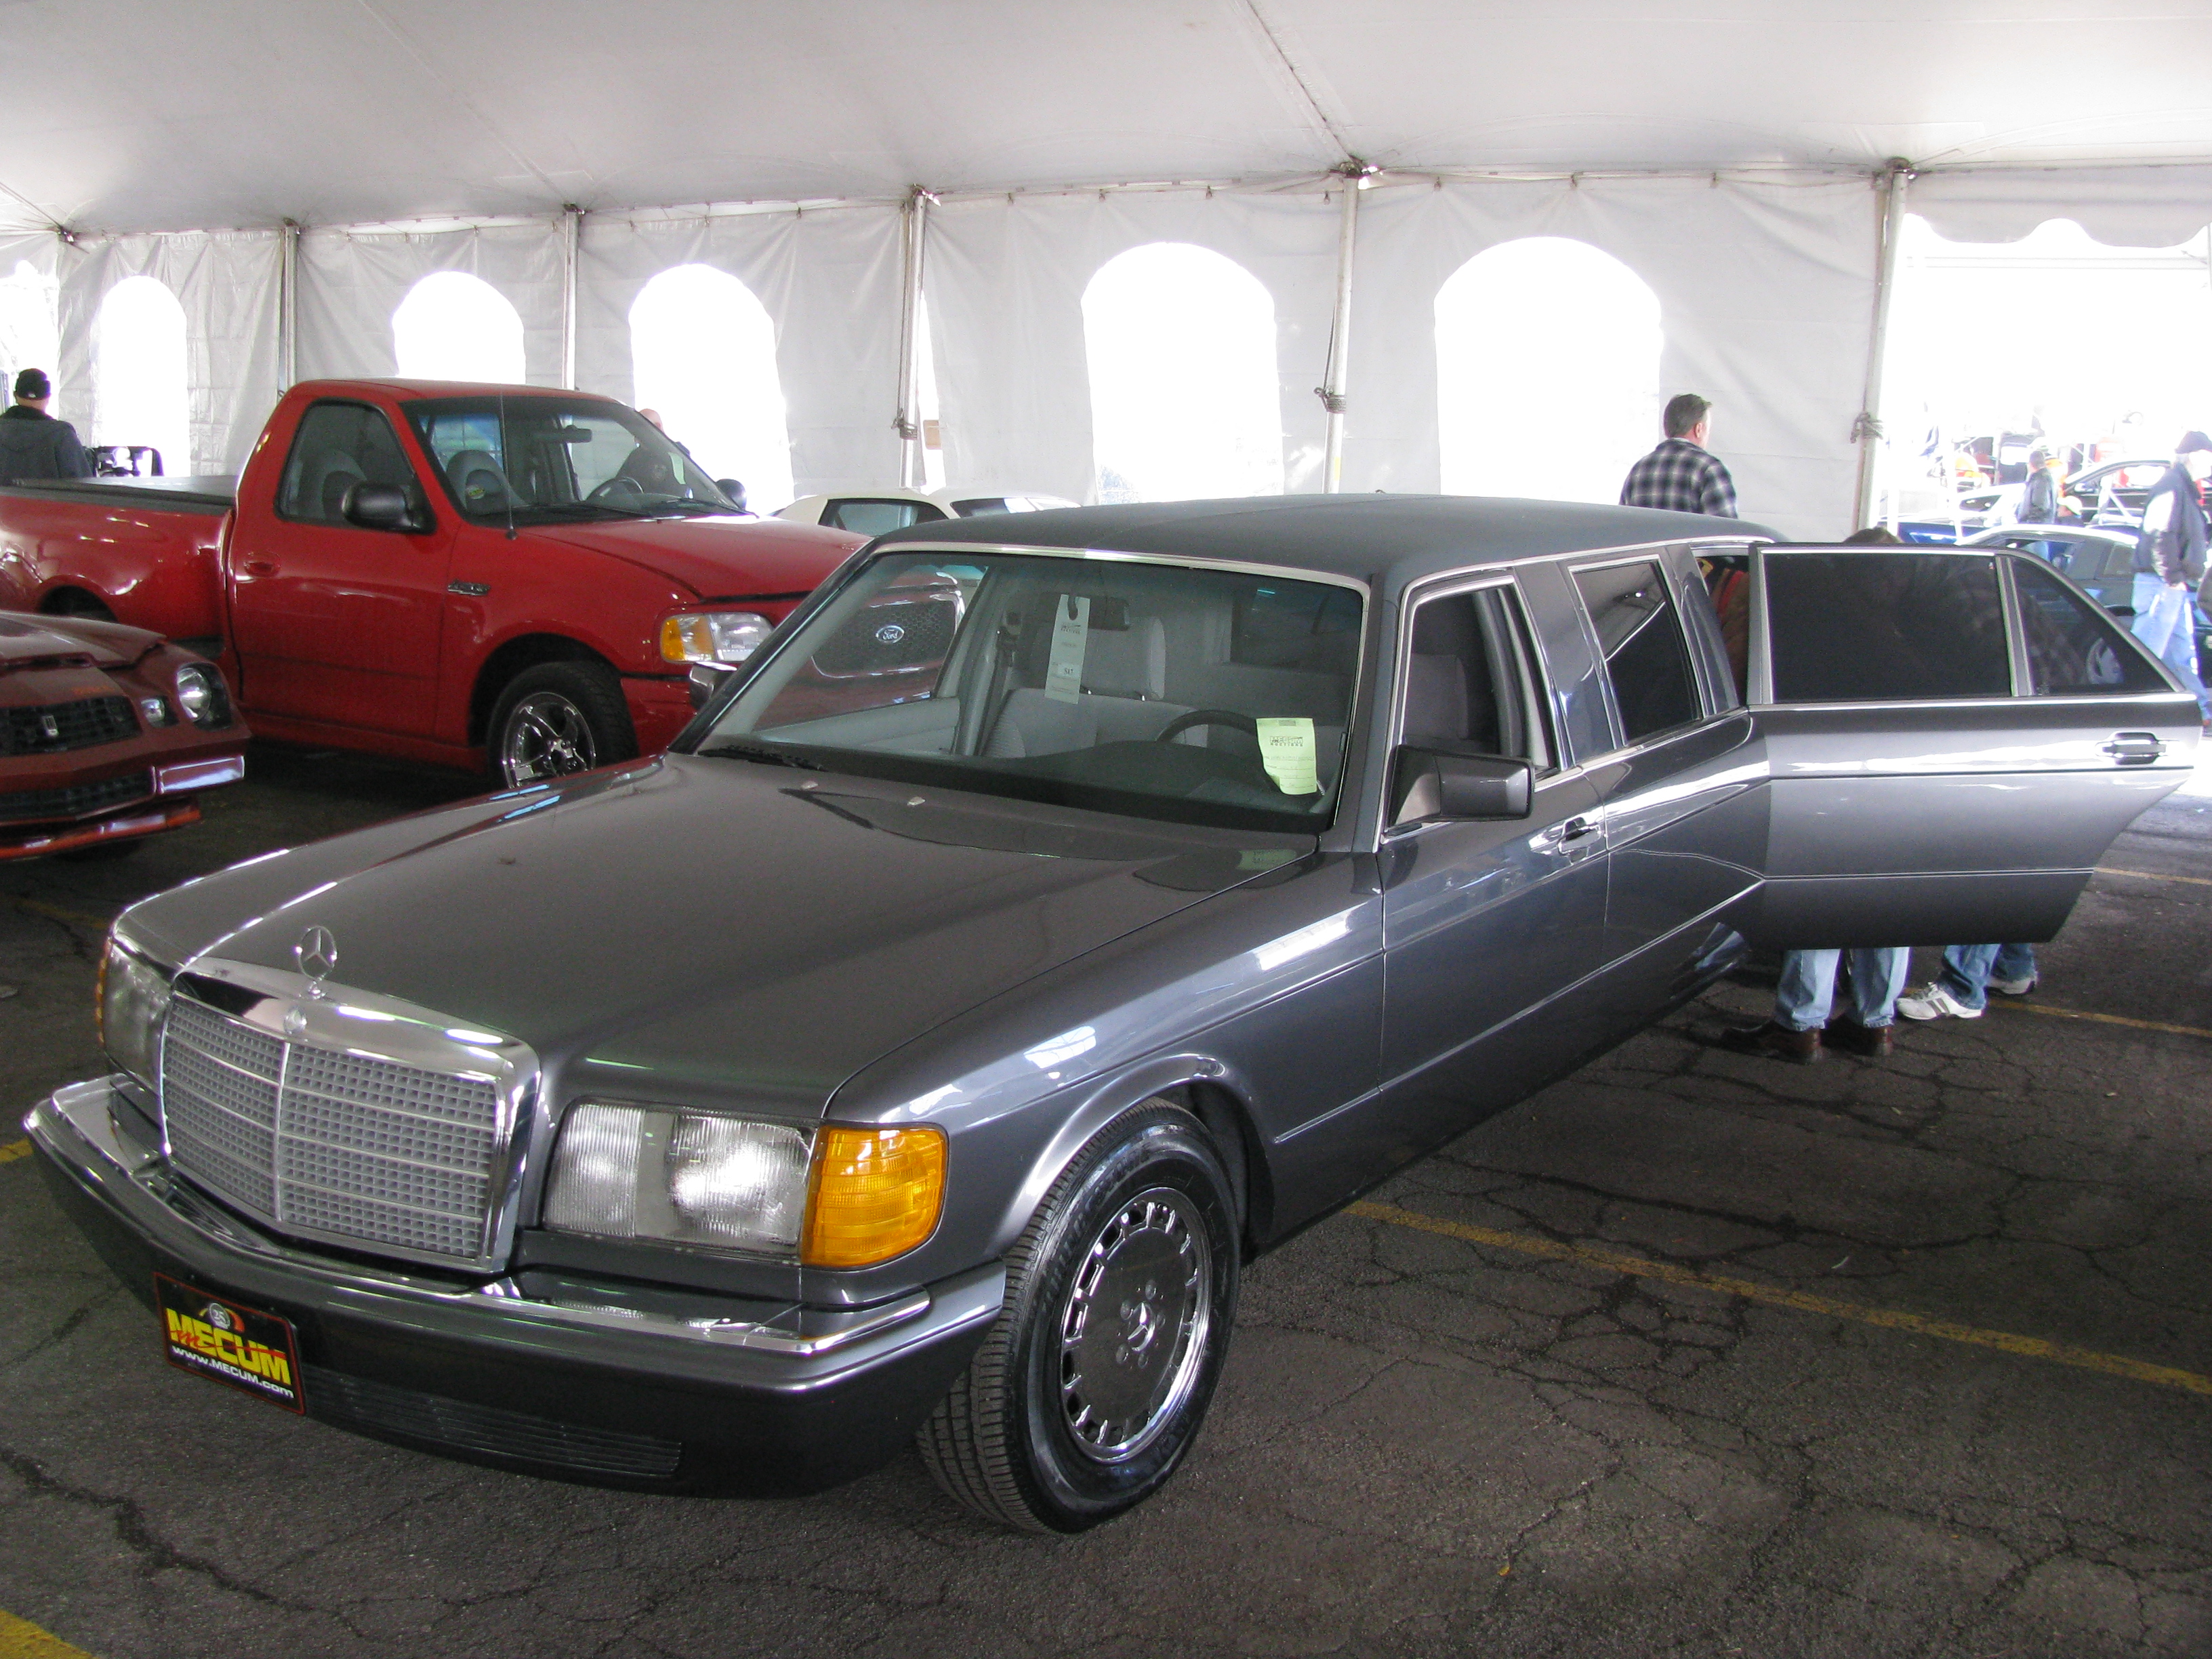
[120,756,1303,1113]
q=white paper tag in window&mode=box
[1044,594,1089,703]
[1255,716,1318,795]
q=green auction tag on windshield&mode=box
[1045,594,1089,703]
[1255,716,1318,795]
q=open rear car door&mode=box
[1735,543,2198,947]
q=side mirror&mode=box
[687,660,738,710]
[342,483,421,533]
[716,479,748,513]
[1391,745,1534,825]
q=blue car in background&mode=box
[1965,523,2212,680]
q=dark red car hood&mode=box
[0,610,160,674]
[525,514,864,600]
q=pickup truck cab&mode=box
[0,381,863,784]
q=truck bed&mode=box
[0,475,237,515]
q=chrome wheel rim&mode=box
[1057,1187,1212,1464]
[501,691,598,787]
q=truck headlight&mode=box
[542,1105,946,1267]
[97,935,173,1090]
[173,663,234,728]
[659,611,772,665]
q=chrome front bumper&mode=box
[26,1075,1002,1396]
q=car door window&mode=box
[276,402,417,527]
[825,499,938,535]
[2013,560,2170,696]
[1399,583,1550,763]
[1571,560,1701,743]
[1763,552,2011,702]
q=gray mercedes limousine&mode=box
[28,495,2198,1532]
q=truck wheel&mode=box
[488,662,636,789]
[917,1101,1239,1533]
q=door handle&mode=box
[239,558,279,578]
[1539,816,1600,845]
[2101,731,2166,766]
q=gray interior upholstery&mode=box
[446,449,514,509]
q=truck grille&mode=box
[160,996,506,1263]
[811,596,958,677]
[0,694,138,756]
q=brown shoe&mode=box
[1719,1020,1823,1063]
[1824,1017,1894,1059]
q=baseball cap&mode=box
[12,367,49,400]
[2177,430,2212,455]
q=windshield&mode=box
[691,550,1365,833]
[404,396,738,523]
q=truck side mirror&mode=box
[342,483,423,533]
[1390,745,1533,825]
[716,479,748,513]
[687,661,738,710]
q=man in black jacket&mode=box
[0,368,91,482]
[2131,430,2211,724]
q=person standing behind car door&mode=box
[2130,431,2212,724]
[2017,447,2060,524]
[0,369,92,483]
[1620,394,1738,518]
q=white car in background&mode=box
[1954,456,2168,534]
[776,487,1078,537]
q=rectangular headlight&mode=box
[543,1103,811,1256]
[659,611,772,665]
[97,935,172,1090]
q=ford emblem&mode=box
[874,622,907,646]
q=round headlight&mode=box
[173,663,234,728]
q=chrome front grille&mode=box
[160,994,510,1264]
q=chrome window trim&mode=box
[157,956,541,1275]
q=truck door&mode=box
[1748,545,2197,946]
[228,400,449,736]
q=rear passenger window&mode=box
[1572,560,1702,744]
[1765,552,2010,703]
[277,402,417,526]
[2014,561,2169,696]
[825,499,938,535]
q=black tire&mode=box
[486,661,637,789]
[918,1099,1240,1533]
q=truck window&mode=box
[1571,560,1701,745]
[1764,552,2010,703]
[2013,560,2170,697]
[276,402,416,526]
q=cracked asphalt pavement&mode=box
[1,744,2208,1658]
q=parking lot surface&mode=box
[3,745,2209,1659]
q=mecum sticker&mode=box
[1255,717,1319,795]
[1044,594,1089,703]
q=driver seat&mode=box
[446,449,515,512]
[985,615,1188,758]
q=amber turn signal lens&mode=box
[801,1126,947,1267]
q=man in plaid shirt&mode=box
[1619,393,1738,518]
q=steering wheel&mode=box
[1154,709,1258,743]
[586,475,648,505]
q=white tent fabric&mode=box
[298,223,567,388]
[1911,164,2212,249]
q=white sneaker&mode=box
[1988,974,2037,997]
[1896,982,1983,1021]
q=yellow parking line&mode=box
[2099,865,2212,888]
[0,1608,97,1659]
[5,898,113,932]
[1990,1001,2212,1041]
[0,1140,30,1166]
[1347,1201,2212,1397]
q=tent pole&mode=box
[1319,163,1369,493]
[279,220,298,391]
[1853,159,1911,529]
[560,205,582,390]
[896,188,930,489]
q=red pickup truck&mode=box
[0,380,863,785]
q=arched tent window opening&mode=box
[1083,243,1284,503]
[1436,238,1662,504]
[392,271,525,384]
[628,264,794,512]
[1879,216,2212,520]
[0,260,59,408]
[92,275,190,475]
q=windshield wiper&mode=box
[696,739,825,770]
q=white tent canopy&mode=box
[5,1,2210,536]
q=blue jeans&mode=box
[2131,573,2209,717]
[1936,942,2037,1012]
[1776,947,1910,1031]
